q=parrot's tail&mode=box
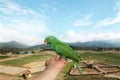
[73,60,82,75]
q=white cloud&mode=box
[0,0,37,16]
[0,0,50,45]
[59,30,91,42]
[114,0,120,10]
[94,0,120,28]
[86,32,120,40]
[74,15,92,27]
[59,30,120,43]
[94,13,120,28]
[0,25,44,45]
[7,19,49,35]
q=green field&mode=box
[0,51,120,80]
[81,51,120,65]
[56,62,120,80]
[0,51,120,66]
[0,56,9,60]
[0,54,54,67]
[57,51,120,80]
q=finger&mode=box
[55,55,60,60]
[60,58,67,64]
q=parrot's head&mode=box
[44,35,58,45]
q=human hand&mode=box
[32,55,67,80]
[45,55,67,72]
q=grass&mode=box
[1,51,119,67]
[0,54,54,67]
[0,56,9,60]
[0,51,120,80]
[56,51,120,80]
[65,75,120,80]
[80,51,120,65]
[56,62,74,80]
[57,62,120,80]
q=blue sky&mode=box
[0,0,120,45]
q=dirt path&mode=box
[0,54,47,79]
[0,65,26,75]
[0,60,46,75]
[0,54,31,62]
[0,74,15,80]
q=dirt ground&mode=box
[70,61,120,79]
[0,54,30,62]
[0,74,16,80]
[23,61,45,68]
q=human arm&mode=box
[32,55,66,80]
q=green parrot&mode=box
[44,35,82,75]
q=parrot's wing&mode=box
[55,44,80,62]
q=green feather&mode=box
[73,60,82,74]
[44,35,82,75]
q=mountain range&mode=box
[69,40,120,48]
[0,41,28,49]
[0,39,120,49]
[30,39,120,49]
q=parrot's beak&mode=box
[44,40,48,45]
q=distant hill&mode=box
[104,39,120,47]
[29,39,120,49]
[1,39,119,49]
[0,41,28,49]
[69,41,117,48]
[29,44,50,49]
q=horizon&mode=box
[0,0,120,46]
[1,38,120,46]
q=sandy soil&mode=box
[0,74,15,80]
[23,61,45,68]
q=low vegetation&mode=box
[0,50,120,80]
[65,75,119,80]
[0,56,9,60]
[57,51,120,80]
[80,51,120,65]
[0,54,54,67]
